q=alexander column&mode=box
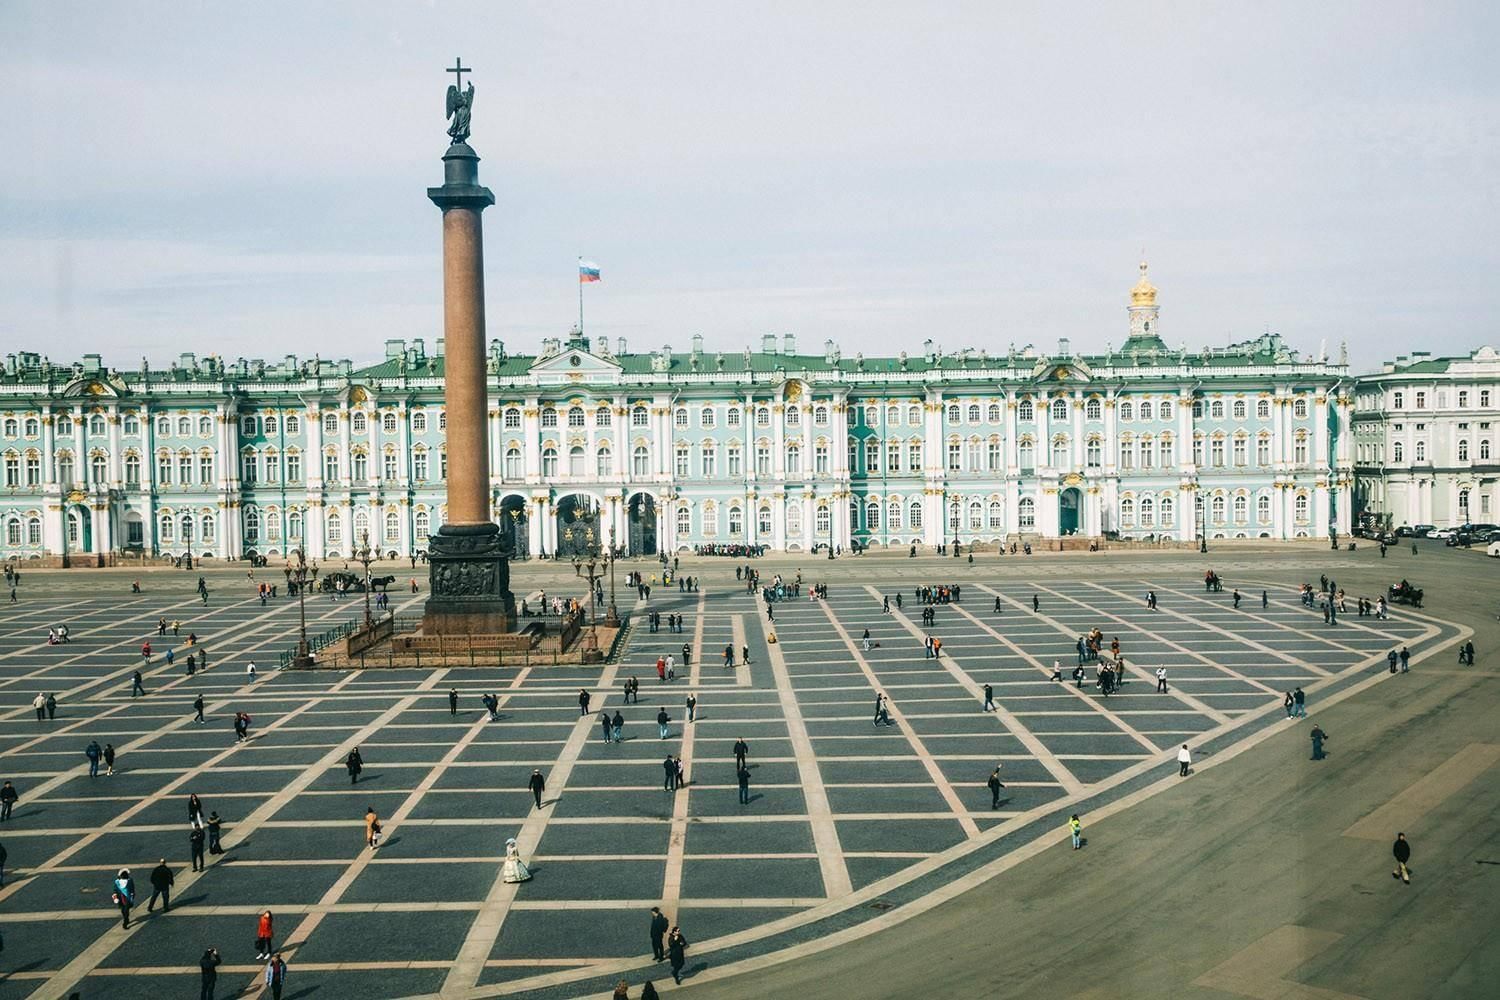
[422,58,517,635]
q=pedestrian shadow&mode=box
[745,793,763,804]
[175,893,210,907]
[350,774,383,785]
[282,986,321,999]
[379,836,403,849]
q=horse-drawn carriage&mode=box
[1388,581,1423,608]
[319,572,397,594]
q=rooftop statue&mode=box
[445,58,475,145]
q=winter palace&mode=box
[0,265,1363,563]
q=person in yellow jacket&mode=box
[1069,814,1083,850]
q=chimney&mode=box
[691,334,704,356]
[783,333,796,356]
[1058,337,1071,357]
[762,334,777,354]
[617,337,627,356]
[435,338,445,357]
[385,339,404,359]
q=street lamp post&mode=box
[291,536,312,668]
[355,529,376,630]
[605,548,620,627]
[572,550,606,661]
[1198,490,1208,554]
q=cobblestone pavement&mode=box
[0,554,1462,999]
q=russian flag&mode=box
[578,260,601,283]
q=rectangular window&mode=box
[946,442,961,472]
[727,446,742,477]
[755,444,770,475]
[1211,439,1225,467]
[1233,438,1247,466]
[702,447,716,477]
[909,441,922,471]
[286,454,301,482]
[675,447,689,478]
[241,455,257,483]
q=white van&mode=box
[1488,540,1500,558]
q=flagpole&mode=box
[577,257,584,339]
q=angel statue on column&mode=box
[446,79,475,145]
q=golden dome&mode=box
[1130,260,1157,307]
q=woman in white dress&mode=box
[502,837,532,883]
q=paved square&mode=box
[0,561,1459,999]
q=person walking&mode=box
[147,858,174,912]
[528,769,546,808]
[188,793,205,828]
[103,743,116,776]
[0,839,7,887]
[579,689,592,716]
[194,693,206,724]
[1156,666,1168,693]
[1147,590,1157,610]
[1392,832,1412,884]
[345,748,363,784]
[649,906,670,961]
[113,868,136,928]
[246,661,257,683]
[657,707,671,740]
[86,740,102,778]
[1177,743,1192,777]
[255,909,274,959]
[667,926,689,985]
[33,692,46,722]
[449,688,459,715]
[612,710,624,744]
[663,754,678,792]
[1032,594,1040,612]
[1388,649,1399,674]
[1399,646,1410,672]
[600,710,614,743]
[199,948,221,1000]
[207,811,223,855]
[264,953,288,1000]
[1293,687,1306,718]
[656,656,666,683]
[1310,724,1328,760]
[982,683,994,712]
[1284,691,1295,718]
[737,763,751,804]
[1069,813,1083,850]
[1261,590,1269,608]
[190,824,207,872]
[45,693,57,720]
[733,737,749,771]
[0,781,16,821]
[686,693,697,723]
[987,767,1004,810]
[364,806,381,849]
[132,670,145,697]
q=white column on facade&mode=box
[523,397,541,484]
[1036,395,1051,475]
[338,403,352,490]
[1071,390,1084,469]
[772,402,786,478]
[1177,392,1193,471]
[527,495,544,554]
[41,411,55,485]
[771,492,786,550]
[107,406,122,486]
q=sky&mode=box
[3,1,1497,372]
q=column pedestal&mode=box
[422,523,517,634]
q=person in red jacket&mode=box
[255,909,274,959]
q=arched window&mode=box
[414,510,430,539]
[1293,398,1309,419]
[889,499,903,529]
[1232,400,1246,420]
[1052,436,1069,467]
[264,510,280,542]
[352,451,368,480]
[354,509,370,541]
[540,407,557,428]
[632,445,650,476]
[541,448,558,477]
[382,412,397,433]
[967,404,981,423]
[1210,495,1226,523]
[504,447,522,479]
[1121,497,1135,526]
[568,446,586,477]
[1160,495,1176,527]
[1120,402,1134,422]
[285,415,300,435]
[244,508,261,542]
[728,504,743,536]
[91,453,108,483]
[987,403,1002,423]
[909,500,923,529]
[785,443,801,475]
[5,518,19,546]
[1233,494,1248,522]
[756,407,771,427]
[412,448,428,481]
[504,407,522,428]
[123,454,140,486]
[1139,401,1153,421]
[1018,439,1034,470]
[351,412,368,434]
[677,504,692,535]
[1018,497,1035,529]
[89,415,107,436]
[1414,440,1426,463]
[1257,494,1272,522]
[567,406,585,428]
[907,405,921,425]
[159,512,175,543]
[948,501,960,531]
[595,405,612,427]
[1210,400,1225,420]
[385,509,400,542]
[988,500,1003,529]
[1139,496,1155,526]
[1458,439,1469,462]
[1393,439,1405,463]
[123,414,140,435]
[947,404,961,424]
[596,446,613,477]
[1257,399,1271,419]
[1086,438,1101,467]
[1482,440,1492,461]
[867,501,881,530]
[632,405,649,427]
[1017,399,1034,422]
[1051,398,1068,421]
[813,503,830,535]
[757,505,773,535]
[1160,400,1173,421]
[674,407,688,428]
[698,406,715,428]
[326,511,343,545]
[1294,493,1310,522]
[1086,398,1102,420]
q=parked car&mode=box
[1378,531,1400,546]
[1429,528,1455,540]
[1413,524,1436,537]
[1488,540,1500,557]
[1445,532,1472,547]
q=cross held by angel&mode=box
[445,57,475,145]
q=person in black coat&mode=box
[147,859,174,912]
[528,769,546,808]
[1393,833,1412,883]
[345,748,363,784]
[649,906,670,961]
[667,927,689,984]
[200,947,221,998]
